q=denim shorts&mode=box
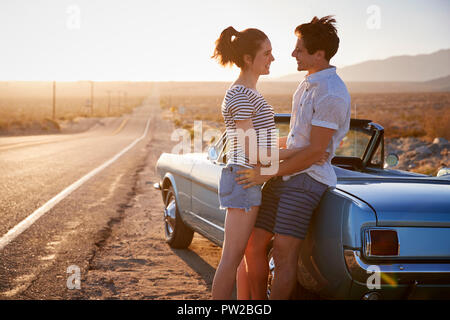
[218,164,262,212]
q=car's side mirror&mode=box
[207,146,219,161]
[384,153,399,168]
[437,167,450,177]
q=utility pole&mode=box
[117,90,122,115]
[107,90,111,116]
[90,81,94,116]
[52,81,56,120]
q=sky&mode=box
[0,0,449,81]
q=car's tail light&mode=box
[364,229,399,257]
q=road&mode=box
[0,91,221,299]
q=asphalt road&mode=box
[0,95,163,298]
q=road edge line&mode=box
[0,118,151,251]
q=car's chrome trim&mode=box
[365,230,371,258]
[344,249,450,283]
[190,178,219,194]
[363,122,385,168]
[337,176,450,184]
[330,188,373,210]
[191,195,222,212]
[363,228,400,259]
[185,210,224,232]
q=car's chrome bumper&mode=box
[344,249,450,283]
[344,249,450,299]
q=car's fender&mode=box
[160,172,178,203]
[297,188,377,299]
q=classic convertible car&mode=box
[155,114,450,300]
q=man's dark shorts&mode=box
[254,173,328,240]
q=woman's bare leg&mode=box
[212,206,259,300]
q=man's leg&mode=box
[267,173,328,299]
[245,178,280,299]
[236,257,250,299]
[269,233,302,300]
[245,227,274,299]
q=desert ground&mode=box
[0,81,151,136]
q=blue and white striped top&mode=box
[221,84,277,168]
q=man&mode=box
[236,16,351,299]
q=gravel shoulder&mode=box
[78,109,222,300]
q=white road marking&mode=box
[0,118,150,251]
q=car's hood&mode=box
[336,181,450,227]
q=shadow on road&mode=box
[170,247,216,291]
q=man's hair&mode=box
[295,16,339,61]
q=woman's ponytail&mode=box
[212,26,240,67]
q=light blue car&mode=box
[155,114,450,300]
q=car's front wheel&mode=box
[267,246,275,298]
[164,186,194,248]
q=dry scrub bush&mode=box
[160,92,449,142]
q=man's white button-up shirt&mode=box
[284,66,351,187]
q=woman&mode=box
[211,26,325,299]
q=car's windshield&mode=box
[335,129,372,159]
[275,122,374,160]
[216,120,379,166]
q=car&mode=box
[154,113,450,300]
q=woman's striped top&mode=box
[221,84,277,168]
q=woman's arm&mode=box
[234,118,260,164]
[278,136,287,149]
[234,119,279,164]
[233,120,327,165]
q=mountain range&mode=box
[275,49,450,91]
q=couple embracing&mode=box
[211,16,351,300]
